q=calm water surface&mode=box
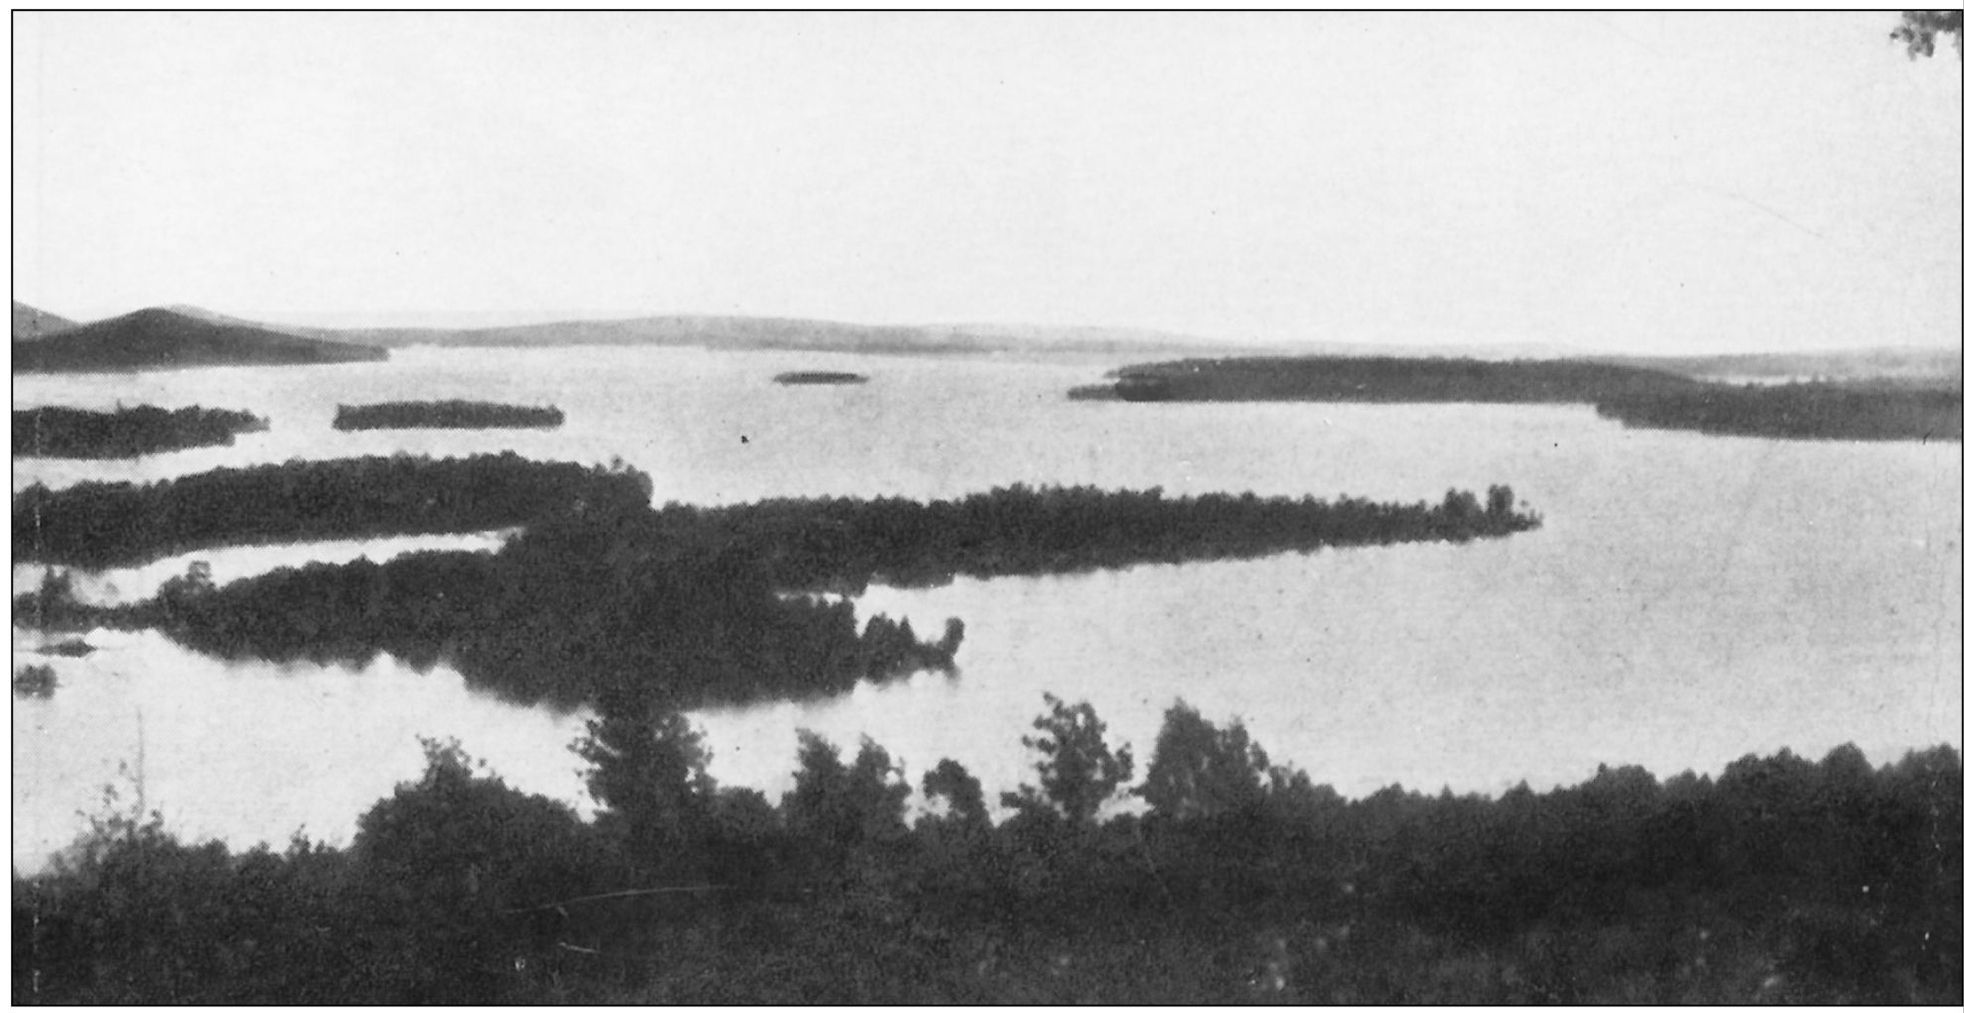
[13,347,1960,871]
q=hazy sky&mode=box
[12,12,1962,353]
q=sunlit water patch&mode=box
[10,628,594,875]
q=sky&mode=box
[11,12,1963,354]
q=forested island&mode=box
[1071,355,1962,442]
[17,480,1535,711]
[12,405,268,459]
[11,664,57,699]
[1596,381,1962,442]
[334,401,565,431]
[11,453,652,568]
[11,695,1956,1003]
[774,371,869,385]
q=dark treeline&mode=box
[334,400,565,431]
[1596,381,1963,442]
[13,696,1958,1003]
[1068,356,1703,403]
[642,482,1540,592]
[1070,354,1962,443]
[15,483,1531,709]
[12,405,267,459]
[11,453,652,568]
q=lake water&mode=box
[13,347,1961,872]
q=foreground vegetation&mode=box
[1072,355,1963,441]
[334,401,565,431]
[15,482,1536,710]
[12,453,652,568]
[12,405,269,459]
[12,695,1957,1003]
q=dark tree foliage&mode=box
[572,703,716,874]
[12,663,58,699]
[12,405,268,459]
[1001,694,1134,829]
[1597,381,1962,442]
[11,453,654,568]
[923,758,991,830]
[332,401,564,431]
[642,481,1542,592]
[12,705,1960,1004]
[120,532,960,712]
[1138,699,1272,820]
[1894,9,1963,58]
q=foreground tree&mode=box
[571,702,715,875]
[1138,700,1273,820]
[1001,694,1134,828]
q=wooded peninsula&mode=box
[12,405,268,458]
[1070,356,1963,442]
[12,453,652,569]
[13,458,1538,710]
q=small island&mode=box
[13,404,268,459]
[12,664,57,699]
[774,371,869,385]
[333,400,565,431]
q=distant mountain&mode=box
[12,301,78,340]
[165,304,316,334]
[12,308,389,373]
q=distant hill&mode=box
[297,314,1258,357]
[299,314,1568,360]
[12,301,78,340]
[12,308,388,373]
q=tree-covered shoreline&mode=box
[333,400,565,430]
[16,480,1537,710]
[11,453,652,569]
[12,695,1957,1004]
[1596,381,1962,442]
[1068,356,1702,404]
[12,405,268,459]
[1071,355,1963,442]
[644,482,1539,592]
